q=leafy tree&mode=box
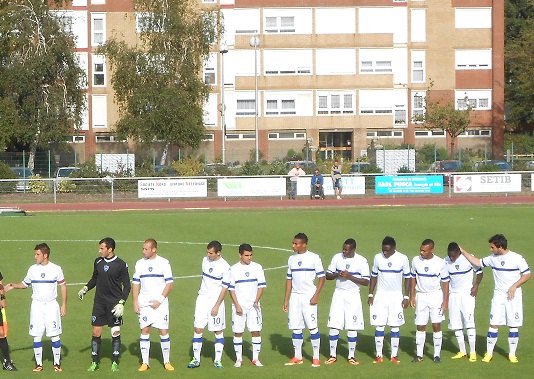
[99,0,221,165]
[0,0,86,169]
[413,83,473,156]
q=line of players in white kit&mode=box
[0,232,530,372]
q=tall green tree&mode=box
[0,0,86,168]
[100,0,221,164]
[505,0,534,133]
[413,85,473,156]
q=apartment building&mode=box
[58,0,504,163]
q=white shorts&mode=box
[232,303,262,333]
[288,292,318,330]
[327,289,364,330]
[30,300,62,337]
[369,291,405,327]
[414,291,444,325]
[489,291,523,327]
[194,294,226,332]
[448,292,476,330]
[138,299,170,330]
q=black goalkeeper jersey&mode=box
[86,255,131,304]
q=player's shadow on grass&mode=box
[12,341,70,366]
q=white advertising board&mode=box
[138,179,207,198]
[297,176,366,196]
[218,177,286,197]
[453,174,522,193]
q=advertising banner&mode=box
[296,176,366,196]
[375,175,444,195]
[218,177,286,197]
[138,179,207,198]
[453,174,522,193]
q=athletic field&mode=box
[0,204,532,378]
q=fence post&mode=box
[111,178,114,203]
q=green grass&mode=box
[0,205,533,378]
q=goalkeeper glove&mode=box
[78,286,88,300]
[112,299,125,318]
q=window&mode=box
[359,49,393,74]
[315,8,356,34]
[234,9,260,34]
[72,135,85,143]
[411,9,426,42]
[366,130,404,138]
[455,50,492,69]
[316,49,356,75]
[236,99,256,116]
[268,132,306,140]
[203,134,214,141]
[92,55,105,86]
[203,53,217,85]
[414,130,446,137]
[459,129,491,137]
[395,108,407,124]
[455,8,492,29]
[411,50,425,83]
[264,49,312,75]
[412,92,425,121]
[359,90,394,115]
[265,99,296,115]
[359,8,395,34]
[455,90,492,110]
[226,133,256,140]
[317,92,354,115]
[91,13,105,46]
[92,95,107,129]
[265,16,295,33]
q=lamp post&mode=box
[249,35,260,163]
[219,43,228,163]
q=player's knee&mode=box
[111,326,120,337]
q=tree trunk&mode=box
[27,145,37,171]
[159,142,170,165]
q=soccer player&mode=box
[132,239,174,371]
[4,243,67,372]
[410,239,449,363]
[0,272,17,371]
[330,160,343,199]
[78,237,131,372]
[282,232,325,367]
[445,242,483,362]
[324,238,369,365]
[187,240,230,369]
[368,236,411,364]
[228,243,266,367]
[459,234,531,363]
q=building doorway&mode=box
[319,131,353,160]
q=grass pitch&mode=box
[0,205,533,378]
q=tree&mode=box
[0,0,86,169]
[100,0,222,165]
[413,84,473,156]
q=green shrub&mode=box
[29,175,49,194]
[170,157,204,176]
[0,161,17,192]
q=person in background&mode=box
[288,164,306,200]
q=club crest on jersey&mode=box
[41,273,45,278]
[143,316,147,322]
[388,262,392,268]
[246,272,250,277]
[424,267,429,272]
[346,264,350,270]
[455,265,460,270]
[501,261,505,266]
[298,261,302,266]
[104,265,109,272]
[372,315,377,320]
[209,268,213,273]
[149,267,153,272]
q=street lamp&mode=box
[249,35,260,163]
[219,43,228,163]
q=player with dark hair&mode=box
[368,236,411,364]
[78,237,131,372]
[324,238,369,365]
[0,272,17,371]
[188,240,231,369]
[445,242,483,362]
[460,234,531,363]
[228,243,266,367]
[410,239,449,363]
[5,243,67,372]
[132,239,174,371]
[283,232,325,367]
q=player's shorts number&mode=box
[212,317,221,325]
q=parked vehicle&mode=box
[473,160,512,171]
[55,167,80,178]
[427,160,462,185]
[10,167,34,192]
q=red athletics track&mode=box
[7,194,534,212]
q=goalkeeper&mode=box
[78,237,131,372]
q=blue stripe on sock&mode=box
[292,333,303,340]
[215,338,224,344]
[33,341,43,348]
[329,335,339,341]
[192,337,202,343]
[391,331,400,338]
[509,332,519,338]
[375,330,385,337]
[347,337,358,343]
[311,332,320,341]
[488,332,498,338]
[51,340,61,348]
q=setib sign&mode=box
[453,174,522,193]
[218,178,286,197]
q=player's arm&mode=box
[310,276,325,305]
[402,276,411,309]
[132,282,140,314]
[254,287,264,308]
[3,281,27,291]
[470,269,483,297]
[79,260,99,300]
[120,263,131,302]
[409,277,416,308]
[368,276,377,305]
[282,278,292,312]
[441,280,450,313]
[0,282,5,309]
[60,282,67,317]
[459,246,482,267]
[229,290,243,314]
[152,282,173,309]
[507,272,531,300]
[325,270,339,280]
[211,286,227,316]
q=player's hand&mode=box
[507,285,517,300]
[112,300,125,317]
[3,283,13,292]
[78,286,88,300]
[282,302,288,312]
[60,303,67,317]
[470,285,479,297]
[210,305,219,317]
[235,304,243,315]
[0,299,5,309]
[410,297,416,308]
[401,298,409,309]
[368,297,374,306]
[151,300,161,309]
[310,295,319,305]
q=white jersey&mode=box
[228,261,266,308]
[132,255,173,306]
[371,251,411,293]
[327,252,370,291]
[287,250,325,294]
[445,254,482,293]
[481,251,530,294]
[198,256,231,297]
[22,262,65,301]
[411,254,449,293]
